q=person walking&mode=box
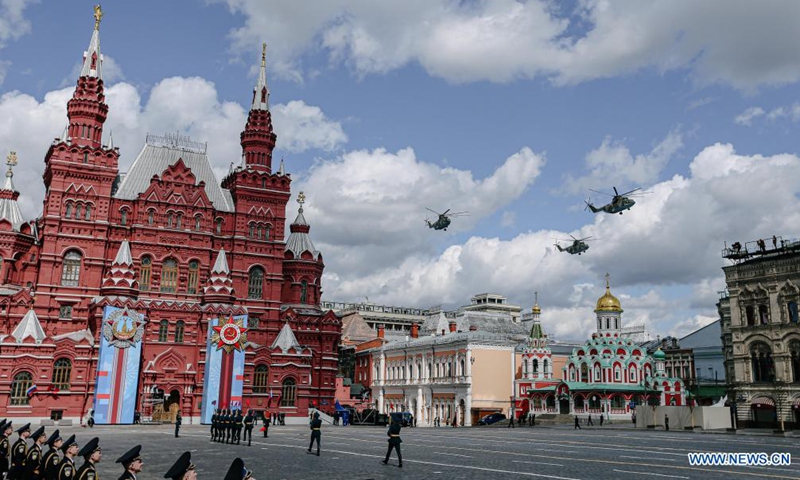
[234,410,244,445]
[307,412,322,457]
[599,413,604,426]
[587,414,593,426]
[381,418,402,468]
[574,416,581,429]
[43,428,63,480]
[24,426,46,480]
[531,413,535,427]
[262,415,270,438]
[56,435,78,480]
[665,414,670,431]
[9,422,30,480]
[175,412,182,438]
[243,411,255,446]
[507,415,514,428]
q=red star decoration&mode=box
[212,315,248,352]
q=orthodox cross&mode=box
[297,191,305,213]
[6,151,17,177]
[262,42,267,67]
[605,272,611,288]
[93,4,103,30]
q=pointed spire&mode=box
[113,239,133,266]
[212,248,230,275]
[60,125,70,143]
[108,130,114,149]
[278,158,285,175]
[80,5,104,79]
[271,321,302,353]
[252,42,270,111]
[2,151,16,192]
[0,151,23,231]
[286,191,320,260]
[12,308,46,344]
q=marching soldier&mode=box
[225,410,232,444]
[307,412,322,456]
[163,451,195,480]
[223,458,254,480]
[381,417,402,468]
[115,445,143,480]
[210,410,218,442]
[24,426,46,479]
[75,437,101,480]
[0,420,12,478]
[56,436,78,480]
[43,429,63,480]
[9,422,31,480]
[233,410,243,445]
[261,413,270,438]
[243,411,254,446]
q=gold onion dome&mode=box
[532,302,541,315]
[595,275,623,313]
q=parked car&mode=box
[477,413,506,425]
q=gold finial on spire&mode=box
[261,42,267,67]
[297,191,305,205]
[6,151,17,178]
[605,272,611,289]
[93,4,103,31]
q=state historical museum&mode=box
[0,11,340,424]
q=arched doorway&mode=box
[459,399,466,426]
[164,389,180,423]
[750,397,776,428]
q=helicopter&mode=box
[554,235,593,255]
[425,208,469,231]
[585,187,643,215]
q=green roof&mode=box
[529,320,545,339]
[528,381,659,394]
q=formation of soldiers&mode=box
[209,409,256,446]
[0,418,256,479]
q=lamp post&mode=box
[773,378,785,433]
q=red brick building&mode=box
[0,14,340,423]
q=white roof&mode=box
[271,322,301,353]
[12,309,46,344]
[80,28,102,79]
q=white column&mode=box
[466,347,472,378]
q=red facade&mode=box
[0,21,340,422]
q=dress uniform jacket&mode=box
[43,447,61,480]
[117,472,135,480]
[9,437,27,479]
[0,434,10,475]
[75,461,97,480]
[56,457,75,480]
[24,443,43,479]
[387,422,403,446]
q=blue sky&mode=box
[3,1,800,341]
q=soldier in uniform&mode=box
[163,451,195,480]
[307,412,322,456]
[56,436,78,480]
[25,426,47,480]
[261,413,270,438]
[174,412,182,438]
[115,445,143,480]
[210,410,218,442]
[243,411,254,446]
[75,437,101,480]
[8,422,31,480]
[233,410,243,445]
[225,410,232,444]
[43,429,63,480]
[381,418,402,468]
[223,458,254,480]
[0,420,12,478]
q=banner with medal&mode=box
[201,315,248,424]
[93,305,145,424]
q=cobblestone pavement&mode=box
[37,423,800,479]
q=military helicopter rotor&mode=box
[424,207,470,231]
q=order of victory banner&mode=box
[93,306,145,424]
[202,315,248,424]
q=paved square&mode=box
[42,423,800,479]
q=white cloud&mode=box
[271,100,347,152]
[734,106,764,125]
[0,0,36,86]
[0,77,347,219]
[217,0,800,89]
[560,129,683,194]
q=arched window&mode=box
[281,378,297,407]
[248,267,264,299]
[215,218,223,235]
[750,342,775,382]
[253,365,269,393]
[788,302,799,324]
[257,225,262,240]
[249,223,254,238]
[264,224,271,240]
[61,250,82,286]
[65,203,72,218]
[300,280,308,304]
[148,210,155,226]
[120,209,128,226]
[543,359,548,377]
[759,304,770,325]
[174,321,185,343]
[581,364,589,382]
[10,371,32,405]
[746,306,756,326]
[194,216,201,231]
[167,212,174,228]
[74,204,82,219]
[187,260,199,294]
[523,359,529,376]
[139,256,152,291]
[176,213,183,229]
[158,320,169,342]
[533,359,539,375]
[52,358,72,390]
[160,258,178,293]
[84,204,91,220]
[789,340,800,383]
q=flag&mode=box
[48,385,60,397]
[26,385,38,397]
[212,400,217,406]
